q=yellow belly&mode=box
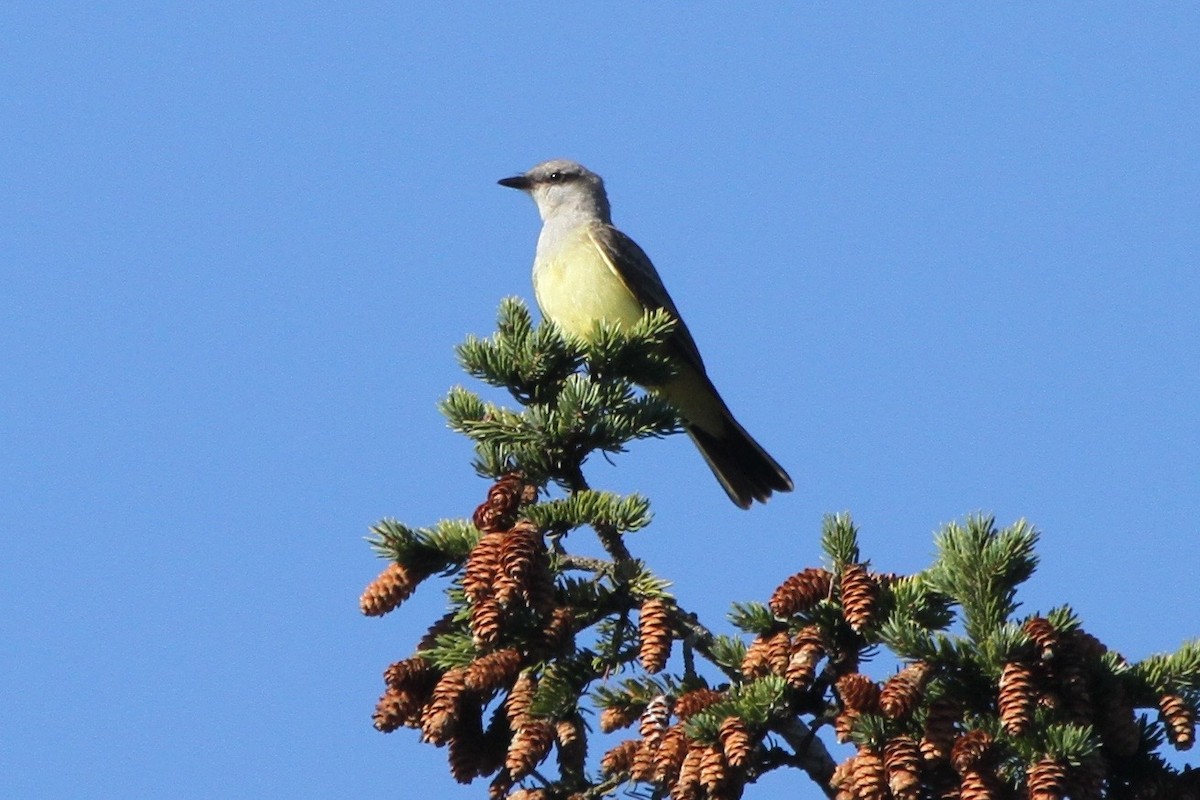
[533,231,644,339]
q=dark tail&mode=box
[686,416,793,509]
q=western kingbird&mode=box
[498,159,793,508]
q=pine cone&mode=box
[496,523,554,615]
[653,724,690,785]
[765,628,792,675]
[959,768,1002,800]
[555,716,586,777]
[506,719,554,779]
[538,606,576,656]
[360,562,421,616]
[465,648,524,693]
[785,625,826,690]
[640,694,672,746]
[376,658,438,731]
[1055,659,1094,725]
[829,756,856,796]
[505,671,537,730]
[600,739,639,777]
[1023,616,1059,658]
[950,730,994,775]
[884,735,922,800]
[639,598,673,673]
[464,532,506,601]
[1160,693,1196,750]
[769,567,833,617]
[997,660,1038,736]
[840,564,878,632]
[600,702,644,733]
[448,707,485,783]
[837,672,882,713]
[373,686,416,732]
[384,655,435,691]
[473,472,528,533]
[698,744,729,795]
[672,744,704,800]
[921,698,960,764]
[478,706,511,777]
[880,661,932,720]
[674,687,723,720]
[421,668,469,745]
[718,716,753,769]
[852,747,888,800]
[741,633,773,679]
[470,595,504,648]
[631,738,658,782]
[1027,756,1067,800]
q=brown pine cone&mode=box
[1160,693,1196,750]
[555,716,586,777]
[921,698,960,764]
[505,719,554,779]
[950,730,994,775]
[360,562,422,616]
[698,744,729,795]
[421,668,469,745]
[997,660,1038,736]
[785,625,826,690]
[852,747,888,800]
[1026,756,1068,800]
[448,707,485,783]
[1023,616,1059,658]
[653,724,690,785]
[464,532,506,601]
[600,739,639,777]
[384,655,435,691]
[880,661,932,720]
[538,605,576,656]
[840,564,878,632]
[959,768,1002,800]
[631,738,658,782]
[473,472,528,533]
[599,701,644,733]
[718,716,753,768]
[672,744,704,800]
[837,672,882,713]
[470,595,505,648]
[674,687,723,720]
[829,756,857,798]
[373,686,416,732]
[496,522,553,615]
[638,598,674,673]
[505,670,537,730]
[884,735,922,800]
[765,628,792,675]
[376,658,438,731]
[741,633,773,679]
[769,567,833,617]
[465,648,524,693]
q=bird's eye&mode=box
[547,171,562,182]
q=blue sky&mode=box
[3,4,1197,798]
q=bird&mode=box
[498,159,793,508]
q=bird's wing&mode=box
[586,223,709,375]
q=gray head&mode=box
[498,159,612,223]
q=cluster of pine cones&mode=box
[361,474,682,799]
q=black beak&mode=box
[498,174,532,190]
